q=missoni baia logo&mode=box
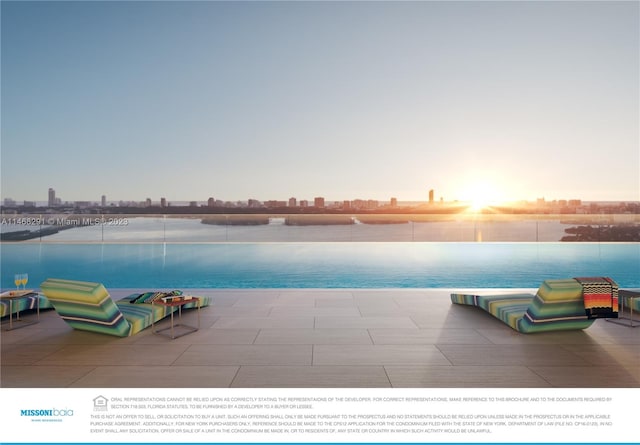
[20,408,74,421]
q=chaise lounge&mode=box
[40,278,210,337]
[450,277,618,333]
[1,291,53,319]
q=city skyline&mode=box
[7,190,634,208]
[1,1,638,203]
[4,185,637,210]
[4,184,638,209]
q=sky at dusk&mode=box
[1,0,638,204]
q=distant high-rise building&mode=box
[101,195,106,207]
[208,197,215,207]
[289,197,297,207]
[300,200,309,208]
[145,198,152,207]
[160,197,167,208]
[48,188,56,207]
[428,189,434,204]
[390,197,397,208]
[314,197,325,208]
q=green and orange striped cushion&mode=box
[40,278,132,336]
[40,278,211,337]
[451,278,602,333]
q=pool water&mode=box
[2,242,638,289]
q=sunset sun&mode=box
[461,180,505,212]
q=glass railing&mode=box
[1,212,638,243]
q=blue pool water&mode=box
[1,242,638,289]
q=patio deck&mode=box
[1,289,639,388]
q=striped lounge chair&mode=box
[1,292,53,318]
[40,278,210,337]
[450,278,618,334]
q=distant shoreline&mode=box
[1,214,639,242]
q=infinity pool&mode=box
[1,242,638,289]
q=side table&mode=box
[606,290,639,328]
[0,290,40,331]
[152,296,201,339]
